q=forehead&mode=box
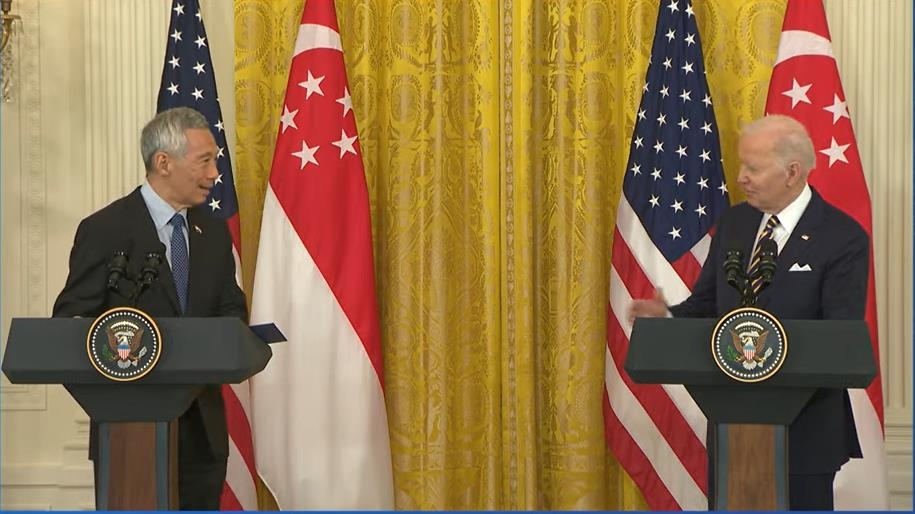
[184,128,216,152]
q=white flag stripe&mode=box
[225,436,258,510]
[606,271,706,509]
[294,23,343,56]
[250,187,394,509]
[609,268,708,451]
[616,199,691,304]
[228,382,253,423]
[690,233,713,265]
[774,30,835,65]
[833,390,890,509]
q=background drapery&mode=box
[233,0,783,509]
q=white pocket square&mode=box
[789,262,812,272]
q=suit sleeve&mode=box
[821,223,869,320]
[52,219,109,318]
[216,224,249,322]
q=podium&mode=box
[625,317,875,510]
[2,316,274,510]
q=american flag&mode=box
[155,0,255,510]
[604,0,728,510]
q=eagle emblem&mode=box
[729,321,774,370]
[105,320,148,369]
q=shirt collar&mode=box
[140,181,187,230]
[770,183,811,235]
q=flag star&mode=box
[168,55,180,69]
[657,113,667,126]
[685,33,696,46]
[215,173,223,185]
[280,105,299,133]
[336,87,353,117]
[173,3,185,16]
[823,93,850,124]
[195,10,202,21]
[702,94,712,107]
[195,35,207,49]
[700,121,713,134]
[292,140,320,169]
[695,204,707,217]
[669,226,682,240]
[782,78,812,108]
[191,87,204,100]
[208,198,221,211]
[665,28,676,42]
[718,182,728,195]
[193,61,206,75]
[663,57,672,70]
[298,70,325,99]
[643,81,650,93]
[217,146,225,159]
[634,136,644,148]
[679,89,691,102]
[654,140,664,154]
[674,172,686,185]
[167,82,179,96]
[681,61,694,74]
[697,177,709,189]
[630,163,642,176]
[649,195,660,207]
[685,3,694,17]
[675,145,688,158]
[819,137,851,167]
[678,117,689,130]
[667,0,679,13]
[170,29,182,42]
[651,168,662,181]
[332,129,358,158]
[699,149,711,162]
[214,119,224,132]
[660,85,670,98]
[637,109,646,121]
[671,200,684,213]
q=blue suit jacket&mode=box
[670,187,867,474]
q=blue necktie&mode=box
[168,213,189,313]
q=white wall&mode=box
[0,0,910,510]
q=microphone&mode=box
[755,238,779,287]
[723,247,745,292]
[135,244,166,301]
[106,251,129,292]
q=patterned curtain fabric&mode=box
[234,0,785,509]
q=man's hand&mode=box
[627,289,669,324]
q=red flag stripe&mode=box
[222,384,257,477]
[219,482,243,511]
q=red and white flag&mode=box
[764,0,888,509]
[248,0,394,508]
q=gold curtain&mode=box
[234,0,785,509]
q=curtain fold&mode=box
[234,0,784,509]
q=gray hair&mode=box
[140,107,210,172]
[741,114,816,172]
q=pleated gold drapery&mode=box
[234,0,785,509]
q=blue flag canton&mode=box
[157,0,238,220]
[622,0,729,263]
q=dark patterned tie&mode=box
[748,215,780,296]
[168,213,189,313]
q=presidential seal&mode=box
[86,307,162,381]
[711,307,787,383]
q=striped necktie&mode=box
[168,213,189,313]
[748,215,779,296]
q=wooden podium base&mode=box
[711,423,789,510]
[97,421,178,510]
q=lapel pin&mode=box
[193,224,202,234]
[800,234,809,241]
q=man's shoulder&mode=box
[78,188,143,229]
[812,190,868,238]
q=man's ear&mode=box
[152,151,170,177]
[786,161,802,186]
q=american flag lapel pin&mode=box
[193,224,202,235]
[800,234,809,241]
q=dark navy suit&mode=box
[53,187,247,509]
[670,187,867,510]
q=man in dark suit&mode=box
[53,106,247,510]
[629,114,868,511]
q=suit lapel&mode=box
[127,188,182,314]
[186,208,207,316]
